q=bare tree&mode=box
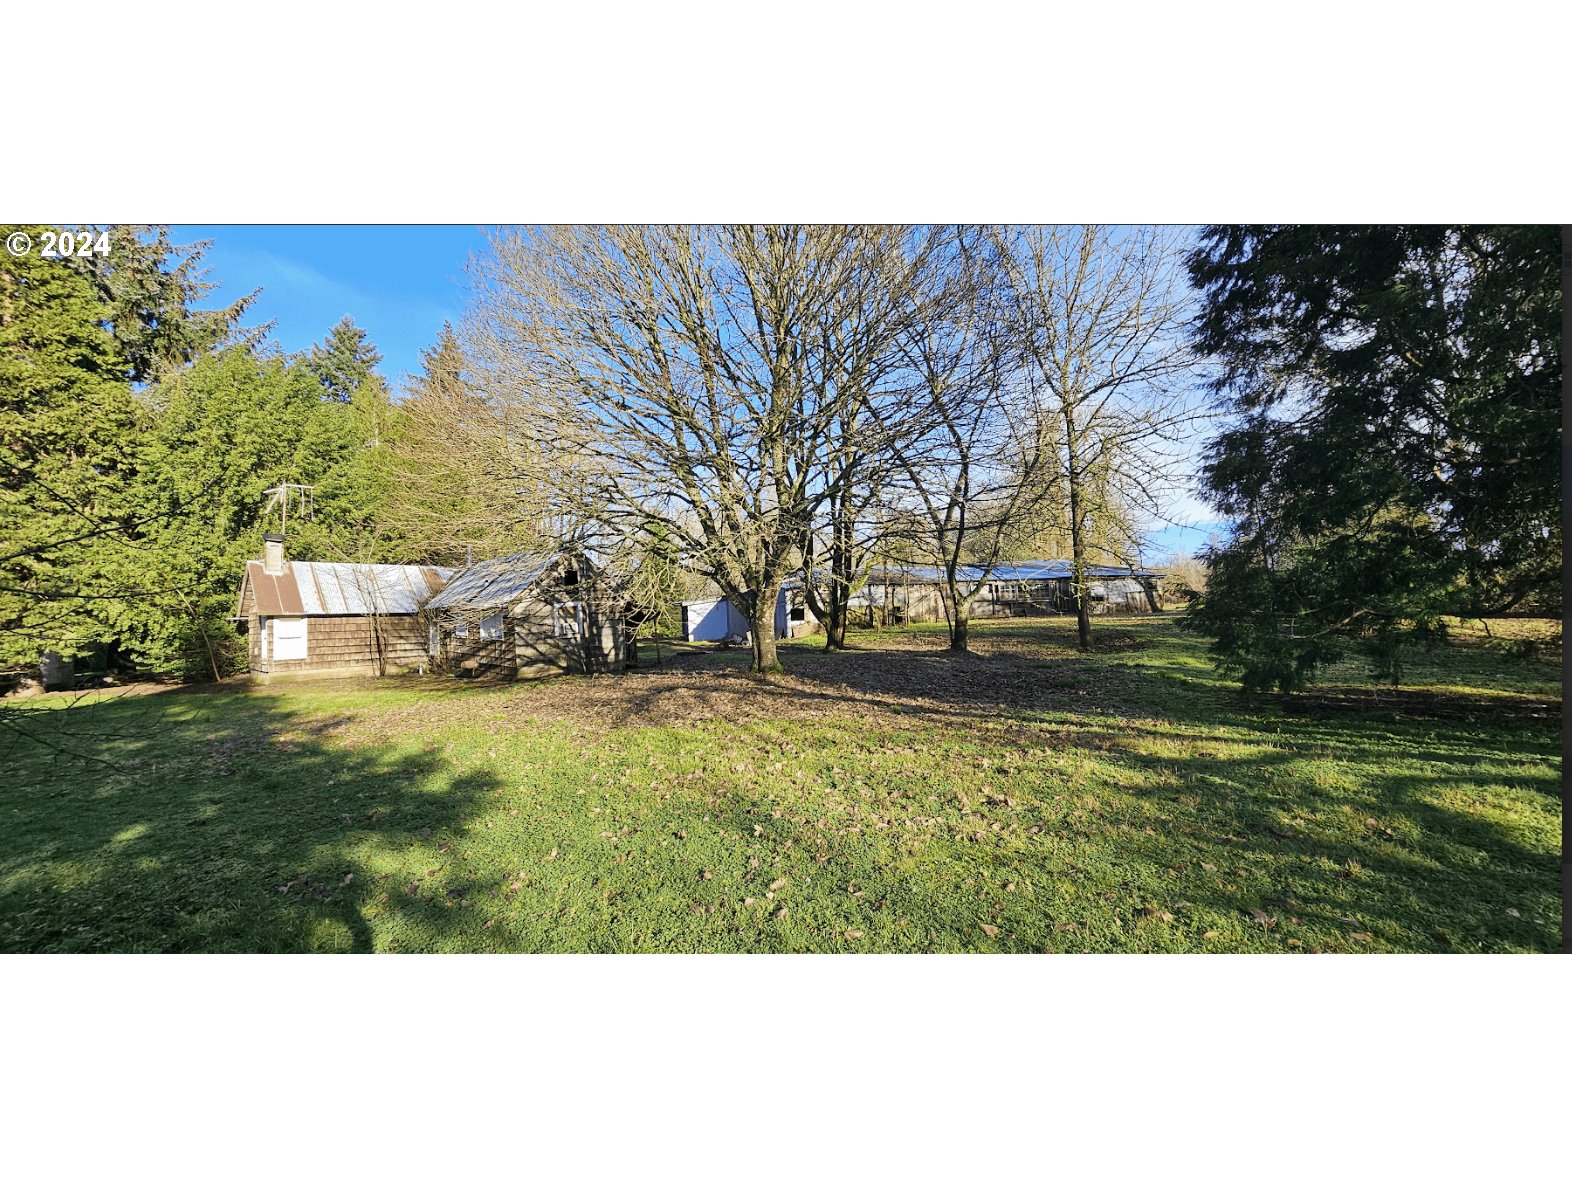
[794,229,940,649]
[995,226,1202,651]
[873,228,1060,651]
[466,225,925,674]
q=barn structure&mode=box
[235,534,453,680]
[424,551,627,679]
[853,560,1164,625]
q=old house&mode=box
[235,534,453,680]
[424,551,626,678]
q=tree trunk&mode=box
[823,559,849,650]
[1064,409,1093,653]
[825,604,847,650]
[747,586,783,674]
[951,611,969,651]
[945,576,969,651]
[1074,573,1092,652]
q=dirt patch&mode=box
[316,629,1142,743]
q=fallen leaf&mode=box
[1506,908,1520,918]
[1251,908,1277,929]
[980,923,999,938]
[543,847,558,861]
[844,929,863,940]
[769,877,788,892]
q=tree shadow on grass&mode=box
[0,683,526,953]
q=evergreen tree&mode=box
[1182,225,1561,691]
[304,316,384,404]
[68,224,261,384]
[0,226,146,670]
[120,341,402,675]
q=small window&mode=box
[563,566,579,588]
[789,605,805,622]
[479,613,504,640]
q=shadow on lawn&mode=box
[0,684,524,953]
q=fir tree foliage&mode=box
[1181,225,1561,691]
[0,227,147,668]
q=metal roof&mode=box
[243,560,454,617]
[865,559,1158,584]
[424,552,562,612]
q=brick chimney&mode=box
[262,532,285,576]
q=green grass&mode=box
[1,615,1559,952]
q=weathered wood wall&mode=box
[441,596,625,680]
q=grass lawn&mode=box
[1,615,1560,952]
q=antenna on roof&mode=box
[262,483,316,534]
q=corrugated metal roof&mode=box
[243,560,455,617]
[866,559,1158,584]
[425,552,561,612]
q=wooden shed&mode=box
[235,534,453,681]
[424,550,626,679]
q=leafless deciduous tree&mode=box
[995,225,1203,651]
[793,229,940,649]
[466,225,927,674]
[872,228,1061,651]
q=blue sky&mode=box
[172,225,488,390]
